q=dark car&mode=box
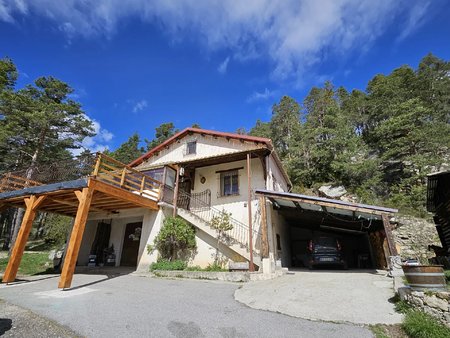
[307,236,347,269]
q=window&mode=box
[220,170,239,196]
[186,141,197,155]
[142,168,164,183]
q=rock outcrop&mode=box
[392,215,441,262]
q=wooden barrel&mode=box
[402,265,446,291]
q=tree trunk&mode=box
[34,212,47,240]
[3,208,16,250]
[9,148,40,254]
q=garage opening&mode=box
[256,190,398,270]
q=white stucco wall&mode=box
[270,207,291,267]
[266,155,289,192]
[136,134,267,169]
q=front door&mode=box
[120,222,142,267]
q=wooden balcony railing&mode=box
[0,153,163,202]
[93,153,162,201]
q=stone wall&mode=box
[403,290,450,326]
[392,215,441,262]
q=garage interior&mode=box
[257,190,398,270]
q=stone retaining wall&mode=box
[402,289,450,326]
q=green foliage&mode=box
[204,262,227,271]
[43,214,72,245]
[369,325,390,338]
[0,66,95,171]
[104,133,144,164]
[0,252,52,276]
[149,259,187,271]
[402,310,450,338]
[248,53,450,215]
[152,216,196,261]
[210,210,233,264]
[210,210,233,233]
[145,122,177,150]
[394,299,412,314]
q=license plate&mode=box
[320,257,334,262]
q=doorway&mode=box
[120,222,142,267]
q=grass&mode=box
[402,310,450,338]
[150,259,228,272]
[0,252,54,276]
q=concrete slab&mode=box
[234,269,403,325]
[0,272,373,337]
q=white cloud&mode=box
[132,99,148,113]
[217,56,230,74]
[396,1,431,42]
[246,88,277,103]
[0,1,440,83]
[74,118,114,155]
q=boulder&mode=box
[318,185,347,199]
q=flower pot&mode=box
[402,265,446,291]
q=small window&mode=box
[186,141,197,155]
[276,234,281,251]
[220,170,239,196]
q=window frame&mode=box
[185,141,197,155]
[220,170,239,197]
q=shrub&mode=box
[149,259,187,271]
[152,216,196,261]
[204,262,227,272]
[402,310,450,338]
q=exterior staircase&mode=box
[175,189,261,268]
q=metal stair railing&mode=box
[170,186,261,255]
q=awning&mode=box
[255,189,397,222]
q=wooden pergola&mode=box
[0,154,161,289]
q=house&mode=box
[0,127,399,289]
[81,128,292,272]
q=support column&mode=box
[172,166,180,217]
[382,214,398,256]
[247,153,255,272]
[259,196,269,258]
[58,187,94,289]
[2,195,46,283]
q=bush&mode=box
[402,310,450,338]
[150,259,187,271]
[153,216,196,261]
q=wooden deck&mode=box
[0,153,162,288]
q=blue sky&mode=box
[0,1,449,152]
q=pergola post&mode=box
[2,195,46,283]
[382,214,398,257]
[259,196,269,258]
[172,166,180,217]
[58,187,93,289]
[247,153,255,272]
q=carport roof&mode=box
[255,189,397,221]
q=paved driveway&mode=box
[0,273,372,338]
[235,269,403,325]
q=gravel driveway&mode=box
[0,272,373,337]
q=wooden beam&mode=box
[259,196,269,258]
[89,179,158,210]
[382,214,398,257]
[48,196,105,213]
[2,195,46,283]
[58,187,94,289]
[172,166,180,217]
